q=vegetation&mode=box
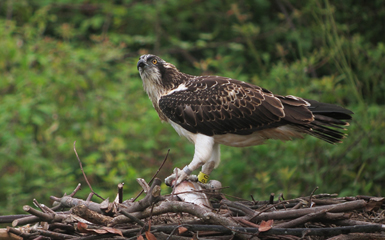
[0,0,384,215]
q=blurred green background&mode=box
[0,0,384,215]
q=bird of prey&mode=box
[137,54,353,186]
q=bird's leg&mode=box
[165,134,214,186]
[200,143,220,183]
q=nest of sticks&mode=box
[1,149,385,240]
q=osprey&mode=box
[137,54,353,186]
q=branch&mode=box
[121,178,162,213]
[249,200,366,222]
[71,204,113,225]
[73,141,104,200]
[133,149,169,201]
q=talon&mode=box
[165,167,192,187]
[175,170,188,186]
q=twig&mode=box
[12,215,42,227]
[120,178,161,213]
[22,205,66,223]
[7,226,38,239]
[250,200,367,222]
[33,199,46,213]
[145,224,384,237]
[86,192,94,202]
[50,183,82,211]
[221,199,255,218]
[274,208,330,228]
[269,193,275,204]
[31,228,74,239]
[327,233,385,240]
[73,141,104,200]
[118,183,124,204]
[166,225,182,240]
[119,209,145,226]
[0,214,30,224]
[334,219,385,230]
[69,183,82,197]
[309,186,319,207]
[51,195,106,214]
[250,195,257,204]
[133,149,170,201]
[110,200,243,228]
[71,204,113,225]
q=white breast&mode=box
[168,120,197,143]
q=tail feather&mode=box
[304,99,353,144]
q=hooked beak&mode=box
[137,59,145,70]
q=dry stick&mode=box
[50,195,106,214]
[269,193,275,204]
[251,193,339,206]
[334,219,385,229]
[51,183,82,211]
[327,233,385,240]
[166,225,183,240]
[118,183,124,204]
[121,178,162,213]
[309,186,319,207]
[31,228,74,239]
[7,226,38,239]
[86,192,94,202]
[49,222,75,232]
[221,193,252,202]
[73,141,104,200]
[71,204,113,225]
[221,199,255,218]
[139,204,254,240]
[235,218,260,228]
[153,224,383,237]
[33,199,45,212]
[250,201,290,220]
[71,234,128,240]
[292,201,305,209]
[249,200,367,222]
[111,201,241,227]
[119,209,145,226]
[250,195,257,204]
[22,205,66,223]
[12,215,42,227]
[69,183,82,197]
[133,149,170,201]
[274,208,330,228]
[0,214,30,224]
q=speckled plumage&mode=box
[137,54,353,185]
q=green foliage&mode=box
[0,0,384,214]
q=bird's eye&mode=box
[152,59,158,64]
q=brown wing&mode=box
[159,76,313,136]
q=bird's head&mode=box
[137,54,167,81]
[137,54,186,102]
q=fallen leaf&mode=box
[102,227,123,237]
[137,235,144,240]
[145,231,157,240]
[366,197,384,212]
[259,219,273,232]
[76,222,123,236]
[88,229,108,234]
[178,226,188,234]
[77,222,89,233]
